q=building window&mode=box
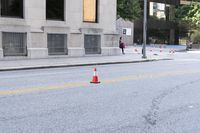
[46,0,64,21]
[149,2,166,20]
[47,34,67,55]
[0,0,23,18]
[83,0,98,23]
[84,35,101,54]
[2,32,27,56]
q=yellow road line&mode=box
[103,70,200,84]
[0,82,88,95]
[0,69,200,95]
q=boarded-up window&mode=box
[83,0,98,22]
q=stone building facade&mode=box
[0,0,120,59]
[116,18,134,46]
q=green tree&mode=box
[117,0,141,21]
[191,30,200,44]
[176,2,200,37]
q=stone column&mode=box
[0,32,3,58]
[68,31,85,56]
[169,5,175,21]
[170,29,175,44]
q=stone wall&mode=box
[0,0,120,59]
[192,44,200,49]
[116,18,134,46]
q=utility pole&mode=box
[142,0,147,58]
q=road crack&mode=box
[142,78,200,132]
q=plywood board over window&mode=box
[83,0,97,22]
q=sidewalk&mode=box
[0,46,184,71]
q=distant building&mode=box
[134,0,180,45]
[180,0,196,4]
[116,18,134,46]
[0,0,119,59]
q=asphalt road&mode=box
[0,52,200,133]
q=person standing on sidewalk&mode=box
[119,37,125,54]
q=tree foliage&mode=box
[117,0,141,21]
[176,2,200,30]
[191,30,200,44]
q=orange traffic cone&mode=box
[90,67,100,84]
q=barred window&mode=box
[48,34,67,55]
[46,0,64,21]
[84,35,101,54]
[83,0,98,22]
[0,0,23,18]
[2,32,27,56]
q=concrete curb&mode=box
[0,58,172,71]
[176,49,187,52]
